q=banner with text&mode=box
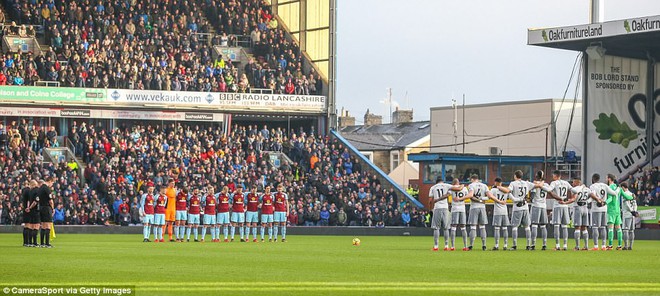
[0,86,105,102]
[217,93,326,111]
[586,55,649,181]
[0,107,223,122]
[529,15,660,44]
[107,89,217,106]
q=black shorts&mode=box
[40,207,53,223]
[27,210,41,224]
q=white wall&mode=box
[430,99,581,157]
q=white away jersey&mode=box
[468,182,490,209]
[451,187,469,213]
[547,180,573,208]
[570,185,592,207]
[490,188,509,216]
[589,182,616,213]
[530,182,548,209]
[508,180,534,211]
[429,183,453,210]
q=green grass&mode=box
[0,234,659,295]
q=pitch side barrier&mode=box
[0,226,659,239]
[330,129,424,208]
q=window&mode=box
[499,164,532,182]
[361,151,373,162]
[444,162,488,183]
[424,163,442,184]
[390,151,400,171]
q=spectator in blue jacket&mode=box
[112,196,122,223]
[53,204,65,225]
[319,206,330,226]
[401,209,411,227]
[343,159,353,175]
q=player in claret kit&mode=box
[201,187,217,242]
[174,188,189,242]
[140,182,156,242]
[153,187,169,242]
[260,186,275,242]
[216,186,232,242]
[273,184,289,242]
[230,187,247,242]
[186,188,202,242]
[245,186,260,242]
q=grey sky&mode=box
[335,0,660,122]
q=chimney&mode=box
[364,109,382,126]
[338,108,356,127]
[392,108,413,124]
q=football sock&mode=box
[223,226,229,239]
[443,229,449,247]
[282,226,286,239]
[562,225,568,247]
[574,229,581,248]
[494,227,500,247]
[268,226,273,239]
[582,230,589,249]
[616,228,623,247]
[193,227,198,240]
[531,225,538,246]
[479,225,487,246]
[469,226,477,247]
[239,226,244,239]
[202,227,207,240]
[230,226,235,239]
[433,229,439,248]
[186,227,191,240]
[45,229,50,245]
[592,227,599,247]
[274,225,279,239]
[629,230,635,249]
[600,226,607,247]
[554,225,560,247]
[541,225,548,246]
[143,225,149,239]
[461,227,468,248]
[450,226,456,248]
[525,227,531,246]
[167,224,173,240]
[174,225,179,239]
[512,228,518,247]
[260,226,265,240]
[23,228,28,245]
[607,228,614,246]
[252,227,257,239]
[502,227,509,247]
[40,229,45,245]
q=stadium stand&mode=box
[0,121,427,226]
[0,0,323,94]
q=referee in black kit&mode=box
[25,180,41,247]
[38,177,55,248]
[21,180,38,246]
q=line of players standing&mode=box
[140,180,291,243]
[429,170,639,252]
[21,175,55,248]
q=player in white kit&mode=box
[449,179,470,251]
[529,171,551,250]
[588,173,617,250]
[619,182,638,250]
[465,174,499,251]
[499,170,535,251]
[429,177,463,251]
[540,170,573,251]
[489,177,510,251]
[567,178,597,250]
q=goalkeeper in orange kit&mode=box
[165,179,177,242]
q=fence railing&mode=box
[35,80,60,87]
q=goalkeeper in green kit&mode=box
[604,174,634,250]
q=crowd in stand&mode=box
[0,0,323,94]
[0,120,424,227]
[626,167,660,206]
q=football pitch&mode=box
[1,234,659,296]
